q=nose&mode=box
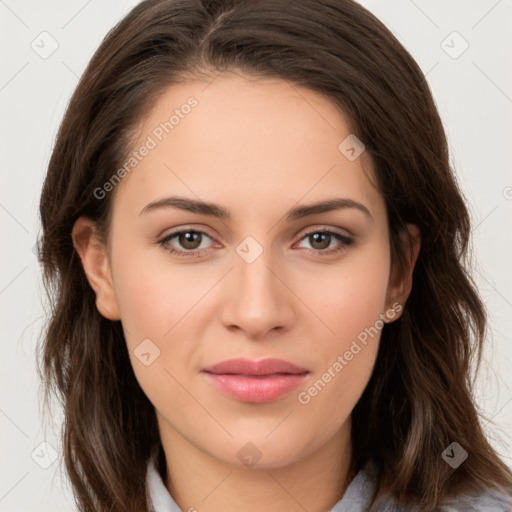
[219,247,296,340]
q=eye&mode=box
[157,227,354,258]
[157,229,216,257]
[294,229,354,256]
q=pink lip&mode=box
[202,357,309,403]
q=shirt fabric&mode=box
[145,448,512,512]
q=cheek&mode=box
[109,240,222,397]
[111,243,212,342]
[110,246,204,414]
[296,244,390,420]
[306,243,391,350]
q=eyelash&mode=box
[156,228,354,258]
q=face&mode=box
[75,72,415,470]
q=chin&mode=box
[205,434,315,471]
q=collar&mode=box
[145,447,387,512]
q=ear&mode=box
[384,223,421,323]
[71,216,121,321]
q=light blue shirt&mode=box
[145,449,512,511]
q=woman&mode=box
[37,0,512,510]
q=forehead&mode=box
[112,72,384,224]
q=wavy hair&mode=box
[37,0,512,510]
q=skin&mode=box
[72,71,420,512]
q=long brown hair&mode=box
[37,0,512,510]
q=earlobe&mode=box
[385,223,421,322]
[71,217,121,321]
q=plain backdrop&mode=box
[1,1,511,510]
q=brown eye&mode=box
[296,229,354,256]
[158,229,215,256]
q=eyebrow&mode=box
[139,196,373,222]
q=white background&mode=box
[1,1,511,510]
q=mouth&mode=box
[202,357,309,403]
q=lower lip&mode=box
[204,372,308,403]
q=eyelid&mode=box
[156,223,216,240]
[296,224,353,238]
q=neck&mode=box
[158,419,354,512]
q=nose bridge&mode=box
[238,250,278,300]
[220,238,294,337]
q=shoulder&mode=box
[386,487,512,512]
[355,463,512,512]
[436,487,512,512]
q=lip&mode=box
[202,358,309,403]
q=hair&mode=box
[37,0,512,511]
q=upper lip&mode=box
[203,357,309,376]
